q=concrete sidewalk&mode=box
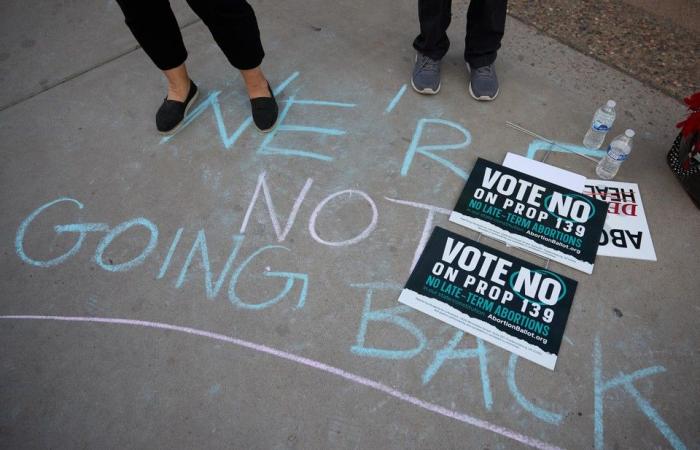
[1,1,698,449]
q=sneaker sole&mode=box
[411,77,441,95]
[469,83,499,101]
[158,89,200,136]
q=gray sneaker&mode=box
[411,53,441,95]
[468,63,499,101]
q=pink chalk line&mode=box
[0,315,562,450]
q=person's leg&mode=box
[185,0,269,99]
[116,0,189,81]
[413,0,452,60]
[185,0,277,131]
[464,0,507,101]
[116,0,198,132]
[464,0,507,68]
[163,63,192,102]
[239,67,270,100]
[411,0,451,94]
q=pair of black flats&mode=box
[156,80,278,134]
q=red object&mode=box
[676,92,700,170]
[676,92,700,138]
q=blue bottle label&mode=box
[606,146,628,161]
[593,121,610,132]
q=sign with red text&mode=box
[399,227,577,370]
[584,180,656,261]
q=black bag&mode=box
[667,132,700,208]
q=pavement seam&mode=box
[0,18,202,113]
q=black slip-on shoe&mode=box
[250,82,278,133]
[156,80,199,135]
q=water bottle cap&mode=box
[606,100,616,108]
[625,129,635,138]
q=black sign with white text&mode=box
[450,158,608,274]
[399,227,578,370]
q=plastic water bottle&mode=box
[583,100,617,149]
[595,129,635,179]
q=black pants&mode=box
[413,0,507,68]
[116,0,264,71]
